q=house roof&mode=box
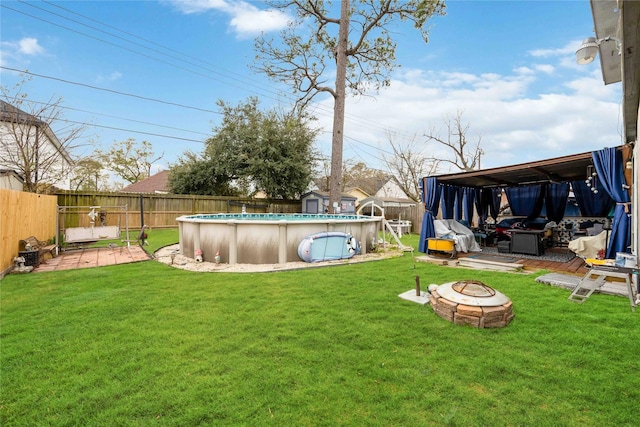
[590,0,640,144]
[301,190,356,200]
[429,148,624,188]
[359,196,417,208]
[0,168,24,183]
[0,100,73,165]
[121,170,170,193]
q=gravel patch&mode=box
[154,244,405,273]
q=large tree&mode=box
[169,98,318,199]
[315,159,388,193]
[70,157,107,192]
[1,78,84,193]
[254,0,446,212]
[168,151,237,196]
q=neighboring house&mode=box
[301,191,357,214]
[344,186,369,206]
[0,169,24,191]
[373,176,409,199]
[120,170,170,194]
[358,195,418,224]
[0,100,73,191]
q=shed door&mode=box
[306,199,319,213]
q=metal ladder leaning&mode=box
[568,271,607,304]
[568,265,637,311]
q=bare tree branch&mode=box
[424,110,483,172]
[383,133,439,201]
[1,75,85,193]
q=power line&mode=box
[4,1,420,141]
[54,117,206,144]
[4,1,275,100]
[25,98,211,137]
[40,0,279,99]
[2,2,423,159]
[1,66,221,114]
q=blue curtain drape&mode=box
[462,187,475,225]
[454,187,464,221]
[592,147,631,258]
[474,188,487,226]
[441,184,456,219]
[418,177,442,253]
[571,179,614,217]
[505,185,545,219]
[489,188,501,222]
[544,182,569,223]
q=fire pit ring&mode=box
[428,280,514,328]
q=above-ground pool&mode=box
[177,213,383,265]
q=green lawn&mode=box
[2,230,639,426]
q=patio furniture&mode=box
[510,229,545,256]
[427,238,456,258]
[497,241,511,253]
[433,219,481,254]
[19,236,56,266]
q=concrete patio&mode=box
[33,245,150,272]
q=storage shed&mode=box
[301,191,357,214]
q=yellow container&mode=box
[427,238,456,255]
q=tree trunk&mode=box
[329,0,350,214]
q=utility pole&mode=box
[328,0,350,214]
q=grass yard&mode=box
[1,230,639,426]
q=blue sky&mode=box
[0,0,623,184]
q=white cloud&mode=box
[96,71,123,83]
[18,37,45,55]
[529,40,582,58]
[533,64,555,74]
[228,7,290,36]
[0,37,45,68]
[310,60,622,173]
[166,0,230,14]
[166,0,290,37]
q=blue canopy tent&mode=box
[418,147,631,256]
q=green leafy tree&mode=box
[168,151,237,196]
[70,157,107,191]
[170,98,318,199]
[254,0,446,211]
[208,98,318,199]
[98,138,163,184]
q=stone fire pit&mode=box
[428,280,514,328]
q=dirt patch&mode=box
[154,244,406,273]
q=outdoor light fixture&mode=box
[585,165,599,194]
[575,36,621,65]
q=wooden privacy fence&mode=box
[1,189,57,277]
[55,191,301,230]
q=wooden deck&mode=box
[455,247,589,276]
